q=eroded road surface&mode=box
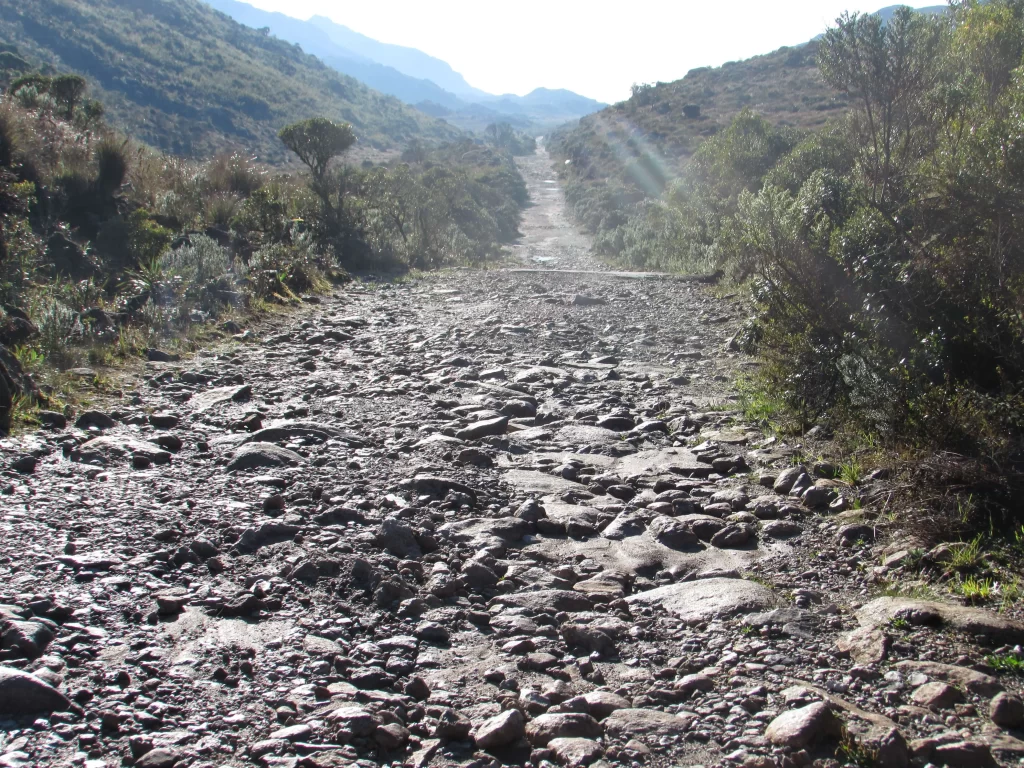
[2,147,1023,768]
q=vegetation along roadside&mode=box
[0,63,531,434]
[550,2,1024,552]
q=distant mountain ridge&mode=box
[305,13,490,101]
[875,4,948,21]
[202,0,606,130]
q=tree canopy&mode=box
[278,118,356,181]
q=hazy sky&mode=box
[245,1,943,103]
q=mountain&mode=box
[201,0,606,131]
[306,14,490,101]
[489,88,607,122]
[0,0,462,162]
[875,4,948,22]
[202,0,470,112]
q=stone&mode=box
[303,635,344,656]
[802,485,833,508]
[601,511,646,540]
[74,436,172,465]
[433,708,473,740]
[836,626,890,665]
[149,412,179,428]
[271,723,312,741]
[710,523,752,548]
[560,624,616,656]
[761,519,802,538]
[764,702,839,748]
[647,516,698,549]
[674,674,715,695]
[781,680,908,767]
[602,708,692,739]
[75,410,116,430]
[677,514,727,541]
[526,713,603,747]
[154,594,188,616]
[226,442,304,471]
[134,749,181,768]
[581,691,631,720]
[896,660,1003,697]
[773,466,806,494]
[191,384,252,412]
[146,348,180,363]
[10,455,36,474]
[548,737,604,767]
[857,597,1024,644]
[474,709,525,750]
[37,411,67,430]
[456,416,509,441]
[0,666,72,714]
[838,524,875,547]
[379,518,422,558]
[910,682,963,710]
[625,578,777,622]
[1,620,53,658]
[462,561,498,590]
[375,723,410,749]
[326,706,380,736]
[493,590,593,613]
[933,741,996,767]
[991,692,1024,729]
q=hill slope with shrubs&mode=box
[547,40,849,252]
[0,0,462,162]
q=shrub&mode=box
[95,137,129,197]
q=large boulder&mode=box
[0,666,72,715]
[857,597,1024,645]
[625,578,778,622]
[226,442,305,472]
[475,709,525,750]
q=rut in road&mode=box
[0,147,1022,768]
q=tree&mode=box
[952,0,1024,108]
[278,118,356,184]
[49,74,87,119]
[818,7,944,207]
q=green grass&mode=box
[836,727,880,768]
[949,535,986,570]
[950,575,993,603]
[839,458,863,486]
[986,654,1024,675]
[887,617,912,631]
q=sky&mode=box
[244,1,943,104]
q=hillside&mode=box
[202,0,607,133]
[0,0,463,161]
[203,0,471,112]
[549,40,844,198]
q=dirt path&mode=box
[510,144,601,272]
[0,149,1022,768]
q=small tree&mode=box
[818,8,943,207]
[49,74,87,119]
[278,117,356,184]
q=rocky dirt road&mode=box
[1,147,1023,768]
